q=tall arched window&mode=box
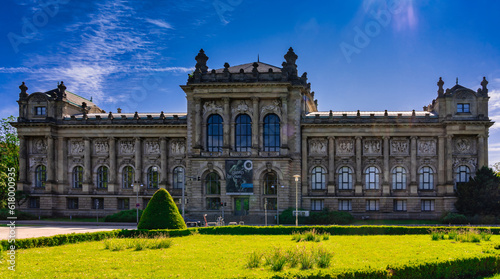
[72,166,83,188]
[311,166,326,190]
[419,166,434,190]
[97,166,109,189]
[147,166,159,189]
[263,171,278,195]
[35,165,46,188]
[205,172,221,195]
[338,166,353,190]
[173,167,184,189]
[365,166,380,189]
[122,166,134,189]
[456,165,471,185]
[263,114,280,151]
[207,114,223,152]
[235,114,252,152]
[392,166,407,190]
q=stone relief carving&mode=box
[94,140,109,154]
[455,138,471,153]
[364,139,381,155]
[202,101,223,115]
[29,157,46,168]
[71,141,84,154]
[120,140,135,154]
[418,139,436,155]
[33,138,47,154]
[261,99,281,116]
[231,100,253,115]
[171,140,186,155]
[336,138,354,156]
[453,157,477,168]
[390,139,409,155]
[418,157,437,167]
[146,141,160,154]
[309,138,327,154]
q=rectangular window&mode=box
[393,200,407,212]
[366,200,379,211]
[311,199,324,211]
[91,198,104,209]
[29,197,40,208]
[142,198,150,210]
[67,198,79,209]
[206,197,221,210]
[457,103,470,113]
[117,198,129,210]
[338,199,352,211]
[35,106,46,115]
[421,200,435,211]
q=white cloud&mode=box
[145,18,174,29]
[0,106,19,119]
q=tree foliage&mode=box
[455,166,500,216]
[0,116,20,209]
[138,188,187,230]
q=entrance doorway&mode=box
[234,197,249,216]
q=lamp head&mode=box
[293,174,300,181]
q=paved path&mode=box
[0,222,137,240]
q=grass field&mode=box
[1,234,499,278]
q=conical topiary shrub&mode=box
[137,188,187,230]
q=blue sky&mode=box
[1,0,500,163]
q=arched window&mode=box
[122,166,134,189]
[338,166,353,190]
[419,166,434,190]
[173,167,184,189]
[207,114,223,152]
[147,166,159,189]
[263,171,278,195]
[311,166,326,190]
[205,172,221,194]
[456,165,471,184]
[263,114,280,152]
[235,114,252,152]
[365,166,380,189]
[35,165,46,188]
[97,166,109,189]
[392,166,407,190]
[72,166,83,188]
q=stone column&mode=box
[477,135,485,168]
[108,137,116,193]
[446,135,453,183]
[56,136,67,193]
[135,137,142,185]
[222,97,230,153]
[160,137,168,189]
[382,136,390,196]
[83,137,91,192]
[327,137,335,194]
[409,136,417,195]
[438,136,446,186]
[194,98,201,149]
[301,135,308,196]
[46,136,54,183]
[355,136,363,195]
[18,136,27,183]
[251,97,259,155]
[280,96,288,155]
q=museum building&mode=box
[12,48,493,222]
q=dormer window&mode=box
[35,106,46,115]
[457,103,470,113]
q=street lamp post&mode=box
[134,183,143,225]
[293,174,300,227]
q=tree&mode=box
[0,116,21,209]
[455,166,500,216]
[137,188,187,230]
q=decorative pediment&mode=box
[231,100,253,115]
[453,157,477,169]
[202,101,223,116]
[261,99,281,116]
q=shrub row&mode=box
[0,209,37,220]
[271,255,500,278]
[104,209,143,222]
[4,225,500,250]
[279,208,354,225]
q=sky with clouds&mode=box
[1,0,500,163]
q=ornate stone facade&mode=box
[13,48,493,222]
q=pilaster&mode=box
[280,96,288,155]
[355,136,363,196]
[251,97,259,155]
[135,137,142,184]
[160,137,168,189]
[327,136,335,194]
[222,97,230,154]
[108,137,116,193]
[477,135,485,168]
[382,136,390,196]
[83,137,91,192]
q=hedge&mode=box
[3,225,500,251]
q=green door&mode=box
[234,197,249,216]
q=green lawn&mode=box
[1,234,499,278]
[351,219,441,225]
